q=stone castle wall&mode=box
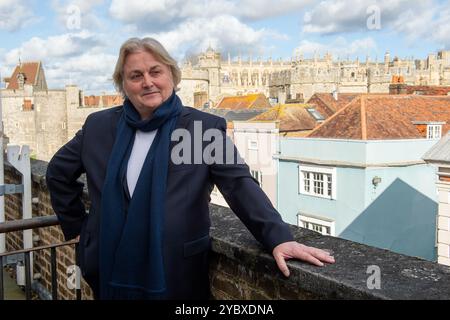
[1,86,115,161]
[181,49,450,103]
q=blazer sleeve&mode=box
[46,124,86,241]
[209,118,294,253]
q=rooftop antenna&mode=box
[18,51,23,70]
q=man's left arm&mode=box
[209,118,335,275]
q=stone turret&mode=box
[198,46,221,102]
[384,51,391,66]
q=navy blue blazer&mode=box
[46,104,294,299]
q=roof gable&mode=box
[310,93,360,112]
[251,103,317,132]
[6,62,41,90]
[423,133,450,162]
[308,95,450,140]
[216,93,271,110]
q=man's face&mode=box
[123,50,174,119]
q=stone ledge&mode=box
[12,159,450,299]
[210,204,450,299]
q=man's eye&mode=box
[130,74,142,80]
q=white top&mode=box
[126,129,158,197]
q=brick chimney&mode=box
[389,75,408,94]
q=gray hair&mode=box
[113,37,181,96]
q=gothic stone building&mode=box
[1,62,121,161]
[178,48,450,106]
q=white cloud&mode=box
[110,0,312,27]
[294,36,378,59]
[432,7,450,47]
[109,0,180,25]
[302,0,432,34]
[0,0,37,31]
[51,0,106,31]
[301,0,450,48]
[46,52,117,92]
[392,2,450,47]
[1,30,116,93]
[3,30,105,64]
[146,15,268,60]
[230,0,313,20]
[108,0,299,60]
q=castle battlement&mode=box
[178,47,450,106]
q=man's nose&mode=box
[142,73,153,88]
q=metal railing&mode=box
[0,215,81,300]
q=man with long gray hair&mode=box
[46,37,335,300]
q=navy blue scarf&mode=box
[99,91,182,299]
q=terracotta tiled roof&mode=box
[308,95,450,140]
[281,130,314,137]
[215,93,271,110]
[6,62,41,90]
[251,104,317,132]
[307,93,360,117]
[405,85,450,95]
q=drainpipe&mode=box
[7,145,33,279]
[0,74,33,277]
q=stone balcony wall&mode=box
[2,159,450,300]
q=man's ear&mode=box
[122,84,128,98]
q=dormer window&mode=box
[427,124,442,139]
[306,108,325,122]
[17,72,26,89]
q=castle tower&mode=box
[6,60,47,91]
[384,51,391,73]
[198,46,221,102]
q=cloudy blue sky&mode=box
[1,0,449,94]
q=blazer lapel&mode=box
[175,106,192,130]
[110,107,123,142]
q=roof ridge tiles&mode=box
[361,96,367,140]
[306,95,361,137]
